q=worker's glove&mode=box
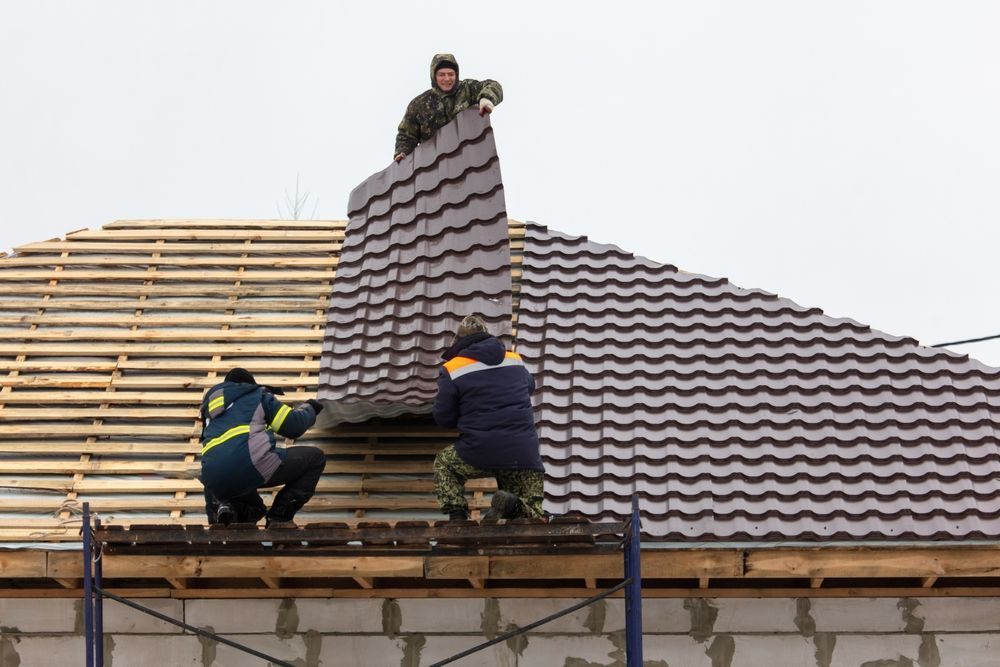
[478,98,494,116]
[261,384,285,396]
[306,399,324,414]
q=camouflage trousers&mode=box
[433,445,544,518]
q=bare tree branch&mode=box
[276,173,319,220]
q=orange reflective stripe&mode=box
[443,356,478,373]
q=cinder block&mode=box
[517,635,619,667]
[712,598,800,633]
[828,634,921,667]
[184,598,285,634]
[642,635,714,666]
[602,598,690,633]
[419,635,516,667]
[103,597,184,634]
[210,634,306,666]
[1,636,86,666]
[809,598,908,632]
[295,598,385,633]
[600,598,627,633]
[497,598,595,634]
[935,633,1000,667]
[0,598,77,632]
[644,599,691,633]
[730,635,816,667]
[918,597,1000,631]
[398,598,493,633]
[315,635,404,667]
[105,634,204,665]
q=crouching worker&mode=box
[432,315,545,521]
[199,367,326,527]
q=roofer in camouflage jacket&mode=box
[393,53,503,161]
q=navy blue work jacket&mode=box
[198,381,318,499]
[432,334,543,471]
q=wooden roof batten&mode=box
[0,218,522,546]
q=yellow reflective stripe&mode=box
[270,405,291,433]
[208,395,225,412]
[200,424,250,455]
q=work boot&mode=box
[483,490,520,520]
[448,509,469,521]
[267,493,304,525]
[214,502,235,526]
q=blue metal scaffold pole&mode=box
[624,494,643,666]
[83,502,95,667]
[94,514,105,666]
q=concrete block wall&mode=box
[2,595,1000,666]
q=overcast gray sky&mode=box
[2,1,998,366]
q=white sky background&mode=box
[1,1,998,366]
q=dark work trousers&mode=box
[203,445,327,523]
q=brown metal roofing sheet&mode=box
[318,109,511,424]
[517,223,1000,540]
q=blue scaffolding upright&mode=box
[81,497,644,666]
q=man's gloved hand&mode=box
[306,399,324,414]
[479,98,494,116]
[394,153,406,163]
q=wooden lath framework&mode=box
[0,219,528,543]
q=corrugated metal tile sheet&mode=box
[517,223,1000,540]
[318,109,511,423]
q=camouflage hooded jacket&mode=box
[394,53,503,157]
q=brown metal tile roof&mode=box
[318,109,512,423]
[516,223,1000,540]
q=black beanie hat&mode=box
[435,59,458,74]
[225,367,257,385]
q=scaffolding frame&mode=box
[81,497,644,665]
